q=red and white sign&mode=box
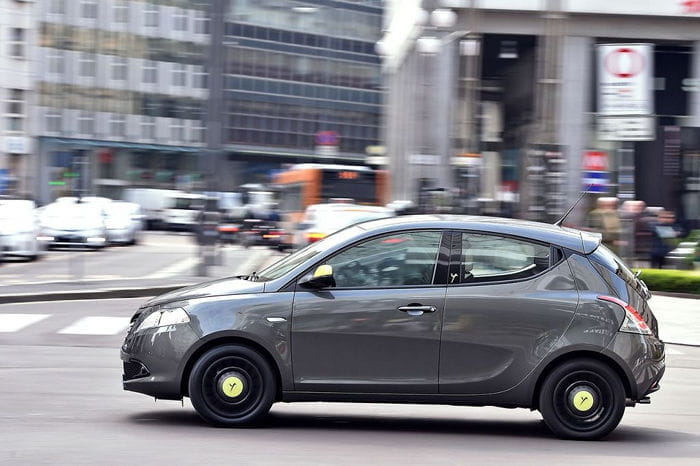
[597,44,653,116]
[582,151,608,171]
[681,0,700,14]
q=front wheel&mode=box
[539,359,626,440]
[188,345,276,427]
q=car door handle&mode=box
[397,305,437,316]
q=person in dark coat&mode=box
[650,210,682,268]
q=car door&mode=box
[292,230,449,394]
[439,231,579,395]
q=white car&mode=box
[0,200,46,261]
[162,193,205,231]
[39,201,108,249]
[104,201,144,245]
[294,203,394,249]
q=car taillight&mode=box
[306,232,326,242]
[598,295,651,336]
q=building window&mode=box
[6,89,24,116]
[110,114,126,137]
[172,63,187,87]
[46,111,62,133]
[6,116,23,132]
[80,0,98,19]
[8,28,26,59]
[193,68,207,89]
[48,48,65,74]
[173,9,188,32]
[141,116,156,140]
[111,56,128,81]
[144,3,159,28]
[190,120,206,143]
[113,1,129,23]
[49,0,66,15]
[143,60,158,84]
[4,89,24,132]
[77,112,94,135]
[194,10,209,34]
[79,52,96,77]
[170,119,185,142]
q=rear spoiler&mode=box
[580,231,602,255]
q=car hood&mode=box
[145,276,265,306]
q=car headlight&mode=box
[136,307,190,332]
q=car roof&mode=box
[355,215,600,254]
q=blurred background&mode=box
[0,0,699,284]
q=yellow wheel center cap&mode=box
[572,390,594,412]
[221,376,244,398]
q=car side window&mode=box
[324,231,443,288]
[454,233,551,284]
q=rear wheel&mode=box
[188,345,276,427]
[539,359,626,440]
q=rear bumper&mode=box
[603,332,665,400]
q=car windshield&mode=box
[255,226,363,281]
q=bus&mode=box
[272,163,389,221]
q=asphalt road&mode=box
[0,298,698,464]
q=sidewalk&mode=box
[649,295,700,347]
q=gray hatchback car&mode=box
[121,216,665,440]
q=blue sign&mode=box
[583,171,609,193]
[0,169,9,194]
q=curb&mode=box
[0,284,194,305]
[651,291,700,300]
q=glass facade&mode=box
[223,0,383,156]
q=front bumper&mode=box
[0,233,40,257]
[42,230,106,248]
[121,321,199,400]
[603,331,665,401]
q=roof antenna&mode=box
[553,185,593,227]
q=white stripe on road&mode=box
[57,316,130,335]
[0,314,50,332]
[148,257,199,279]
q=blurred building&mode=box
[25,0,383,203]
[0,0,36,197]
[381,0,700,227]
[215,0,384,185]
[33,0,210,203]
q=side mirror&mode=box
[297,221,311,231]
[299,264,335,289]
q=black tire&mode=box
[539,358,626,440]
[188,345,276,427]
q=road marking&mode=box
[665,347,684,355]
[58,316,130,335]
[148,256,199,279]
[0,314,50,332]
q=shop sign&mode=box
[3,136,30,154]
[582,150,609,193]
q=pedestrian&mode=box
[650,210,682,268]
[587,197,622,253]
